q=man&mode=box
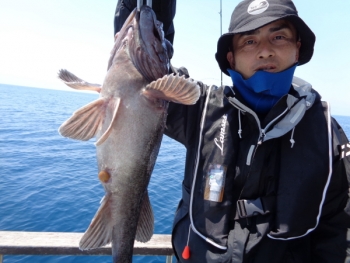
[115,0,350,262]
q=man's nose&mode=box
[257,40,275,59]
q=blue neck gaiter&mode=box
[228,63,297,114]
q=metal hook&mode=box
[137,0,152,11]
[137,0,142,11]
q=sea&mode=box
[1,84,350,263]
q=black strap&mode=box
[235,196,276,219]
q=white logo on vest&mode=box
[214,114,227,156]
[247,0,269,15]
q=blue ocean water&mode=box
[1,84,350,262]
[0,84,185,263]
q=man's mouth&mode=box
[255,65,277,72]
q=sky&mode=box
[0,0,349,116]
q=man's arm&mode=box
[310,117,350,262]
[165,81,208,147]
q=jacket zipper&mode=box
[228,97,289,162]
[188,94,289,250]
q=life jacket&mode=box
[171,77,350,262]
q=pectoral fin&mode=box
[59,97,121,144]
[143,73,200,105]
[59,98,106,141]
[58,69,102,93]
[135,190,154,242]
[95,98,121,146]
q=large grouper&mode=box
[57,5,199,263]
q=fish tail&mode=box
[79,194,114,250]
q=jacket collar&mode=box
[225,76,319,142]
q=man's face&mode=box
[226,19,301,79]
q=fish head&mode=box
[108,6,173,82]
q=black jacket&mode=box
[165,77,350,263]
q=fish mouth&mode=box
[152,20,162,43]
[108,6,172,81]
[134,5,172,81]
[138,6,172,55]
[152,18,173,60]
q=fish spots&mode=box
[98,170,111,183]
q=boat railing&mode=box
[0,231,173,263]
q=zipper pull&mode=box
[257,130,266,145]
[290,127,296,148]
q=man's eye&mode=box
[275,35,285,40]
[245,40,254,45]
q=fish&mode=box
[57,5,200,263]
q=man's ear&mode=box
[226,51,235,69]
[295,41,301,62]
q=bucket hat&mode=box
[216,0,315,75]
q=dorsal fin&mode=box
[58,69,102,93]
[143,74,200,105]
